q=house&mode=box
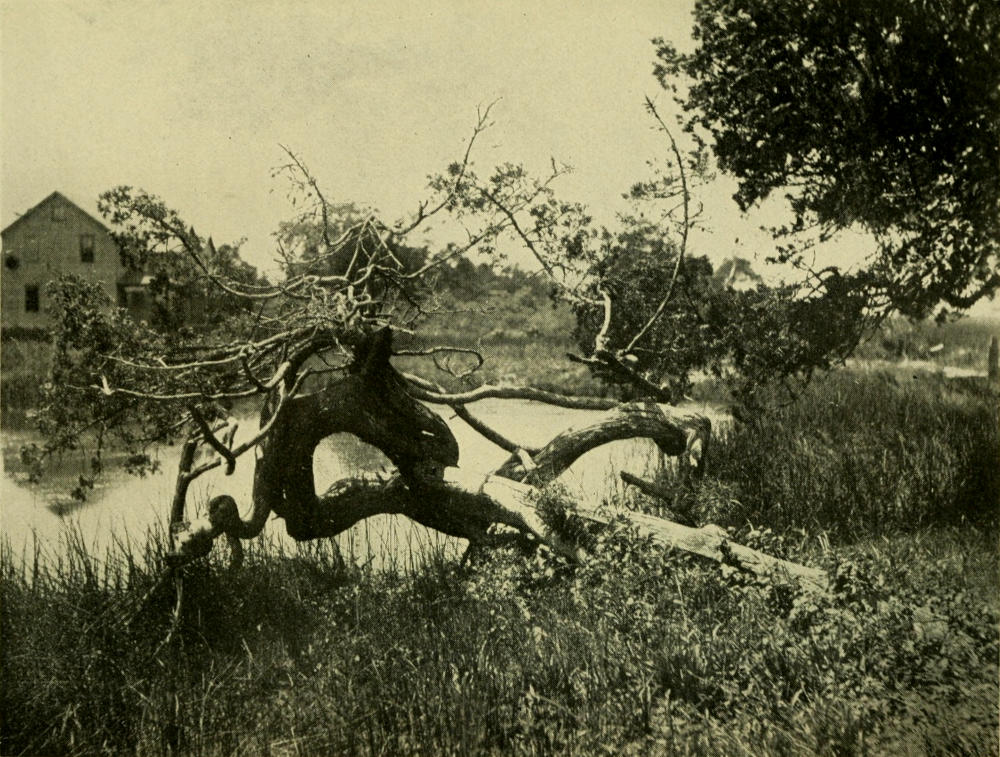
[1,191,150,330]
[713,256,763,292]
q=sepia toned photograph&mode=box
[1,1,997,754]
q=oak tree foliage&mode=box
[654,0,1000,318]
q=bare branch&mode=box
[593,288,614,353]
[394,99,501,237]
[395,345,485,379]
[402,373,620,411]
[187,405,237,475]
[183,369,305,481]
[169,438,199,526]
[624,97,691,354]
[479,187,559,281]
[619,471,695,526]
[87,381,261,403]
[566,352,673,403]
[278,145,337,253]
[401,372,531,454]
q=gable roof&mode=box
[1,191,110,237]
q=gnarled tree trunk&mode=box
[170,328,825,591]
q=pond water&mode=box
[1,399,731,570]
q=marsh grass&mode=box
[855,315,999,369]
[2,520,996,755]
[2,370,998,756]
[669,371,999,540]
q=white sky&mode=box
[2,0,996,317]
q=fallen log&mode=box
[475,473,829,592]
[172,463,826,590]
[168,327,826,592]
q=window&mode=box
[51,204,65,221]
[25,285,39,313]
[80,234,95,263]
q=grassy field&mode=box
[2,370,997,756]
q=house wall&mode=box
[1,194,123,329]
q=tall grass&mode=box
[673,371,999,540]
[2,520,996,755]
[855,315,999,369]
[2,371,998,756]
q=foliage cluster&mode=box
[19,275,207,481]
[655,0,1000,318]
[571,226,872,404]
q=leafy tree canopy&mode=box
[655,0,1000,317]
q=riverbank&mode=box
[2,369,997,756]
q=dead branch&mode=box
[394,100,500,237]
[569,493,828,591]
[593,288,614,353]
[187,405,236,474]
[403,372,532,455]
[493,402,710,486]
[402,376,620,411]
[565,351,674,403]
[623,97,691,354]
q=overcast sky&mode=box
[3,0,995,317]
[1,2,785,267]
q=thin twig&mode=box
[624,97,691,354]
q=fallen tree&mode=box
[169,327,826,591]
[35,106,828,596]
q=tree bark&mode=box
[493,402,710,486]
